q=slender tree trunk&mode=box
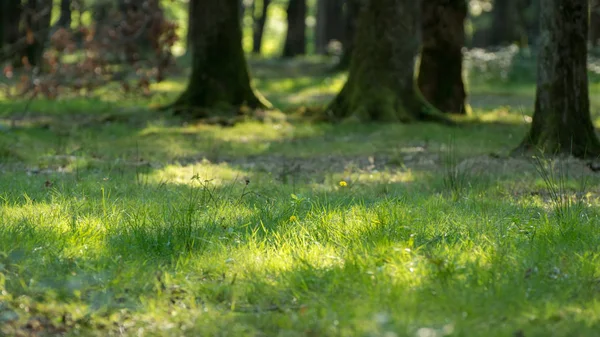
[591,0,600,46]
[23,0,52,68]
[239,0,246,21]
[282,0,306,57]
[336,0,361,70]
[417,0,467,114]
[171,0,268,117]
[57,0,72,28]
[326,0,447,122]
[252,0,271,54]
[315,0,345,54]
[489,0,526,46]
[515,0,600,158]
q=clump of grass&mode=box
[531,153,589,229]
[441,136,470,201]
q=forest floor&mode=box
[1,58,600,336]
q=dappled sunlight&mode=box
[150,79,187,94]
[146,162,250,185]
[468,107,532,124]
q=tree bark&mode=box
[326,0,447,123]
[315,0,345,54]
[515,0,600,158]
[417,0,467,114]
[171,0,268,117]
[591,0,600,46]
[56,0,72,28]
[252,0,271,54]
[282,0,306,57]
[489,0,527,46]
[335,0,361,70]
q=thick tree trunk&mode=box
[252,0,271,54]
[335,0,361,70]
[489,0,526,46]
[591,0,600,46]
[23,0,52,68]
[326,0,447,122]
[282,0,306,57]
[417,0,467,115]
[56,0,72,28]
[315,0,345,54]
[171,0,268,117]
[515,0,600,158]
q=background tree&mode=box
[252,0,272,54]
[23,0,53,67]
[282,0,307,57]
[489,0,528,46]
[336,0,360,70]
[515,0,600,157]
[1,1,23,63]
[56,0,72,28]
[326,0,444,122]
[417,0,467,114]
[170,0,268,117]
[315,0,345,54]
[591,0,600,46]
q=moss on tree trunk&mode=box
[417,0,467,114]
[172,0,268,118]
[326,0,447,123]
[515,0,600,158]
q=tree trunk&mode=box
[0,1,22,64]
[526,0,540,46]
[2,1,22,47]
[282,0,306,57]
[315,0,345,54]
[515,0,600,158]
[489,0,526,46]
[417,0,467,114]
[591,0,600,46]
[171,0,269,117]
[252,0,271,54]
[186,0,195,53]
[23,0,52,68]
[326,0,446,122]
[56,0,72,28]
[0,2,4,52]
[335,0,361,70]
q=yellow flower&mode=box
[339,181,348,187]
[289,215,298,222]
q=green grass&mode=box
[2,58,600,336]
